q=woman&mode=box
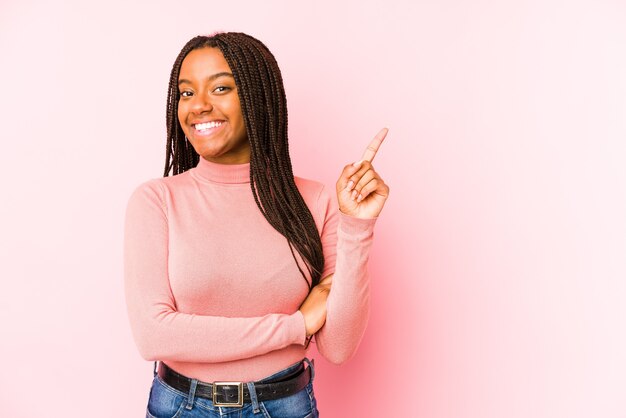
[124,32,389,417]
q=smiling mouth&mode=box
[193,121,225,136]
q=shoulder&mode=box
[294,175,324,196]
[129,170,193,196]
[293,175,332,206]
[126,172,191,212]
[293,175,337,226]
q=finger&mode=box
[341,160,373,193]
[318,274,334,286]
[315,282,331,290]
[310,282,331,294]
[360,127,388,163]
[356,178,389,203]
[350,169,376,201]
[337,162,365,191]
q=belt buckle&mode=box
[212,381,244,407]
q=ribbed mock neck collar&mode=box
[192,157,251,184]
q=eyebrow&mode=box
[178,72,234,86]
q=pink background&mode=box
[2,0,626,417]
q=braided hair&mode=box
[163,32,325,289]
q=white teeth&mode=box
[195,121,223,130]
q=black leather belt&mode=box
[157,361,311,407]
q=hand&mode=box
[299,275,333,337]
[337,127,390,219]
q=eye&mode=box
[179,91,193,98]
[213,86,231,94]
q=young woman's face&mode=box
[177,47,250,164]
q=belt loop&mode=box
[246,382,260,413]
[303,357,315,383]
[153,361,158,377]
[185,378,198,410]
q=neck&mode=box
[193,156,250,184]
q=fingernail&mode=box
[352,160,363,168]
[356,193,363,203]
[351,190,358,200]
[345,180,354,191]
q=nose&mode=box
[190,91,213,113]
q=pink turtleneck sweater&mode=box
[123,157,377,382]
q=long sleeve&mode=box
[123,180,307,363]
[312,185,377,364]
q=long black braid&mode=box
[163,32,325,289]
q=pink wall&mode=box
[1,0,625,416]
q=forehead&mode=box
[179,47,232,79]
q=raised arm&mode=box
[123,180,307,363]
[311,128,389,363]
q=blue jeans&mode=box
[146,359,319,418]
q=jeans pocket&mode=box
[146,376,187,418]
[259,383,317,418]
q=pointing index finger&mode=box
[360,127,388,163]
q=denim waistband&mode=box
[152,357,315,385]
[151,358,316,413]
